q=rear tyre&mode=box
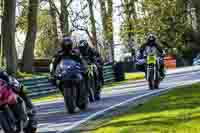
[94,85,101,101]
[148,80,154,90]
[94,73,101,101]
[154,79,160,89]
[89,87,95,102]
[63,84,76,114]
[88,77,95,102]
[94,93,101,101]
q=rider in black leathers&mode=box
[78,40,104,100]
[0,70,37,132]
[51,37,87,93]
[136,34,165,78]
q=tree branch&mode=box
[48,0,60,16]
[66,0,73,8]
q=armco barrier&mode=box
[19,77,58,98]
[103,64,115,83]
[19,64,115,98]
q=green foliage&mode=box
[16,1,58,59]
[121,0,192,57]
[16,0,28,32]
[35,9,59,58]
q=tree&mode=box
[99,0,114,62]
[191,0,200,31]
[0,0,4,66]
[120,0,137,57]
[49,0,59,44]
[21,0,39,72]
[87,0,97,47]
[35,9,59,58]
[47,0,73,36]
[1,0,18,75]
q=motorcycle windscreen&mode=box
[147,55,157,65]
[55,59,82,80]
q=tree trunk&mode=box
[87,0,97,48]
[107,0,114,62]
[0,0,3,67]
[2,0,18,75]
[60,0,70,36]
[189,0,200,31]
[49,0,59,49]
[21,0,38,72]
[99,0,114,62]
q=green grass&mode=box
[17,71,49,79]
[84,83,200,133]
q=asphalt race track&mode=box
[34,67,200,133]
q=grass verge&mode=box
[17,71,48,79]
[79,83,200,133]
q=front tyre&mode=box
[63,83,77,114]
[24,126,37,133]
[0,111,16,133]
[76,81,88,111]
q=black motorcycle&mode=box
[83,56,101,102]
[0,79,35,133]
[54,57,88,113]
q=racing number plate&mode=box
[147,55,157,65]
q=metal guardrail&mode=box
[103,64,115,83]
[19,64,115,98]
[19,77,58,98]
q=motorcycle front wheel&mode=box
[62,82,77,114]
[76,80,88,110]
[0,110,16,133]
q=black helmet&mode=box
[0,70,10,83]
[61,37,73,52]
[79,40,89,48]
[147,33,156,42]
[79,40,89,54]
